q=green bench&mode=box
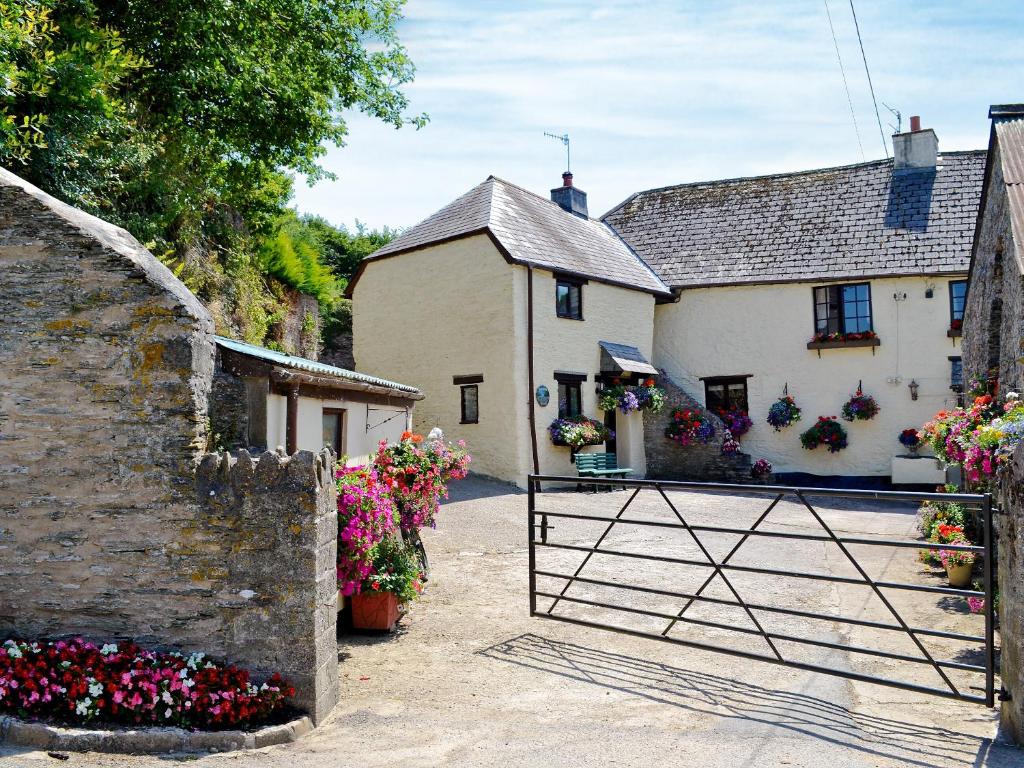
[575,452,632,492]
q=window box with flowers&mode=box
[807,331,880,355]
[548,415,613,450]
[948,319,963,338]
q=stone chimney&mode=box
[892,115,938,171]
[550,172,588,219]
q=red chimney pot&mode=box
[562,172,573,188]
[909,115,921,132]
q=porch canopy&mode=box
[598,341,658,376]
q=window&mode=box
[813,283,873,334]
[460,385,479,424]
[453,374,483,424]
[949,280,967,323]
[556,278,583,320]
[703,376,749,413]
[322,409,345,456]
[950,357,963,392]
[554,372,587,418]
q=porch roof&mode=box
[599,341,658,375]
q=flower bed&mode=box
[665,408,715,447]
[548,415,612,449]
[799,416,848,453]
[598,380,666,414]
[0,639,292,730]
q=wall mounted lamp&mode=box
[908,379,920,401]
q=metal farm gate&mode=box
[527,475,999,706]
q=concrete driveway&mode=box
[2,475,1021,767]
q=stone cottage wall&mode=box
[0,169,339,724]
[644,376,754,483]
[998,447,1024,744]
[194,449,340,723]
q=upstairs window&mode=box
[949,280,967,323]
[814,282,872,335]
[556,278,583,320]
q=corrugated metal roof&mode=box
[995,116,1024,270]
[214,336,421,395]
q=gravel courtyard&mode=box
[2,475,1021,768]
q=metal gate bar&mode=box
[527,474,998,706]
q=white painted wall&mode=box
[352,233,659,488]
[265,392,411,466]
[654,275,965,477]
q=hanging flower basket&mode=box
[549,415,613,449]
[717,408,753,438]
[598,380,666,414]
[766,395,802,431]
[800,416,849,453]
[665,408,715,447]
[841,388,880,422]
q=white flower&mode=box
[165,707,173,719]
[162,691,173,705]
[60,660,71,669]
[1007,392,1020,400]
[99,643,118,656]
[88,680,103,698]
[76,698,92,716]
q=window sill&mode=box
[459,420,478,425]
[556,314,585,321]
[947,328,962,338]
[807,338,880,350]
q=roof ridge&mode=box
[487,174,598,220]
[602,150,987,218]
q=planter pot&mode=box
[907,444,920,455]
[351,591,401,631]
[945,562,973,588]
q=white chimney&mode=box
[892,115,938,171]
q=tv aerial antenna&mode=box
[882,102,902,134]
[544,132,570,173]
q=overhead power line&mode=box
[848,0,889,158]
[824,0,865,161]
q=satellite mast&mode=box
[544,132,570,173]
[882,103,902,134]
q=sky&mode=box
[292,0,1023,232]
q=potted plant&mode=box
[899,428,922,455]
[766,395,801,431]
[751,458,772,480]
[939,545,976,588]
[841,388,880,421]
[664,408,715,447]
[351,535,423,632]
[799,416,849,453]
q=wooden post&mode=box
[286,383,299,455]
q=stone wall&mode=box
[644,376,754,483]
[963,141,1024,392]
[998,447,1024,744]
[0,168,339,725]
[194,449,340,723]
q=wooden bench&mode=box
[575,452,632,492]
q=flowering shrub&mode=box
[799,416,848,453]
[841,389,879,422]
[717,409,753,438]
[720,431,740,455]
[921,393,1024,487]
[374,433,471,532]
[548,415,612,450]
[967,595,985,614]
[362,534,424,602]
[664,408,715,447]
[810,330,878,344]
[336,465,396,597]
[766,396,801,431]
[0,639,291,729]
[916,490,966,539]
[598,380,667,415]
[899,428,921,448]
[751,458,772,477]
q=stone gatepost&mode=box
[194,448,340,724]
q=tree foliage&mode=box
[0,0,418,351]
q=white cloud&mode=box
[293,0,1023,230]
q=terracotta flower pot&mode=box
[946,562,973,588]
[351,591,401,631]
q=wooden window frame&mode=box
[702,376,750,413]
[322,408,346,456]
[555,276,584,321]
[813,282,874,336]
[459,384,479,424]
[553,373,586,418]
[948,280,967,337]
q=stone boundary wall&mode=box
[998,448,1024,744]
[644,375,754,483]
[194,449,340,724]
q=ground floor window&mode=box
[460,385,479,424]
[322,408,346,455]
[554,372,587,418]
[703,376,749,412]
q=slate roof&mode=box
[602,151,987,289]
[348,176,671,297]
[598,341,658,375]
[214,336,422,398]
